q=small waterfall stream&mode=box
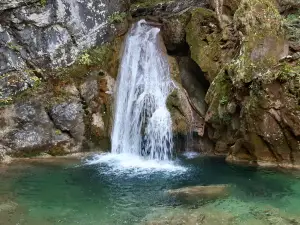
[111,20,174,161]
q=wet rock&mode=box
[0,0,37,11]
[50,102,85,142]
[166,57,194,135]
[167,184,230,200]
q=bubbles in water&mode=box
[84,153,187,177]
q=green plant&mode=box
[7,42,21,51]
[79,52,92,66]
[55,129,62,135]
[0,97,13,108]
[108,12,127,23]
[219,96,228,105]
[40,0,47,7]
[31,76,42,88]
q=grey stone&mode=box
[0,101,76,156]
[50,102,85,142]
[0,71,36,99]
[80,79,99,103]
[10,124,50,150]
[0,0,129,98]
[0,0,38,12]
[15,102,51,124]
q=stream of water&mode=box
[111,20,173,161]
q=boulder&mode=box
[0,101,79,158]
[167,184,230,200]
[50,102,85,142]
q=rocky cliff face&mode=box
[165,0,300,168]
[1,0,300,168]
[0,0,128,99]
[0,0,128,159]
[132,0,300,168]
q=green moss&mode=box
[185,7,232,82]
[40,0,47,7]
[108,12,127,23]
[55,129,62,135]
[7,42,21,52]
[285,10,300,49]
[78,52,92,66]
[205,69,233,124]
[0,97,13,108]
[54,37,123,83]
[220,96,229,105]
[48,145,68,156]
[229,0,286,87]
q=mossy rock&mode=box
[186,7,237,82]
[186,8,222,82]
[230,0,288,87]
[205,69,233,124]
[166,89,189,135]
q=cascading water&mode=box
[111,20,174,161]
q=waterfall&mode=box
[111,20,174,161]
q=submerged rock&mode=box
[167,184,230,200]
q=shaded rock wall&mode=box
[183,0,300,167]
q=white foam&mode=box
[83,153,187,176]
[182,151,201,159]
[111,20,174,160]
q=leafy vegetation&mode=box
[219,96,228,105]
[40,0,47,7]
[108,12,127,23]
[78,53,92,66]
[7,42,21,51]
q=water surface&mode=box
[1,154,300,225]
